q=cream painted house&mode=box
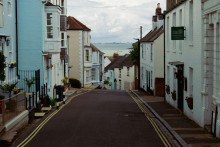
[105,55,135,90]
[67,16,92,87]
[140,3,164,96]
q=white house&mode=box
[140,3,164,96]
[91,43,104,84]
[202,0,220,137]
[0,0,17,85]
[165,0,203,128]
[105,55,135,90]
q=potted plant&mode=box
[165,85,170,94]
[171,90,176,101]
[24,77,35,93]
[9,62,16,68]
[0,82,18,98]
[12,88,22,94]
[62,76,68,91]
[185,95,193,109]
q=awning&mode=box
[168,61,184,66]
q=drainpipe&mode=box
[82,31,84,88]
[15,0,19,78]
[163,12,166,102]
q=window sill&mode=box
[189,42,193,46]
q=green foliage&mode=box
[0,82,18,98]
[69,78,81,88]
[104,80,109,85]
[24,77,35,92]
[0,52,6,81]
[0,95,5,100]
[130,43,139,61]
[50,99,56,106]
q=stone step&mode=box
[34,112,45,118]
[0,126,5,137]
[41,107,51,112]
[0,131,17,143]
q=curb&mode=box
[130,90,188,147]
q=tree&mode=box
[129,42,139,62]
[24,77,35,92]
[0,52,6,81]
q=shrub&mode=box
[50,99,56,106]
[69,78,81,88]
[0,95,5,100]
[104,80,109,85]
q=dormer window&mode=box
[47,13,53,39]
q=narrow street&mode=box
[14,90,169,147]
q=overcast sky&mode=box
[67,0,166,43]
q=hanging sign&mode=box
[171,27,185,40]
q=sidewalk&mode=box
[133,90,220,147]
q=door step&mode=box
[34,112,45,118]
[41,107,51,112]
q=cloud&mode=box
[67,0,166,43]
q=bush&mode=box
[50,99,56,106]
[104,80,109,85]
[69,78,81,88]
[0,95,5,100]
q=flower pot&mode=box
[187,103,193,109]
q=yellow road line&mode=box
[18,90,91,147]
[128,91,171,147]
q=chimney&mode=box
[140,26,142,40]
[156,3,161,15]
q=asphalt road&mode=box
[16,90,165,147]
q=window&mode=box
[119,80,121,90]
[92,68,96,81]
[189,67,193,95]
[0,0,3,27]
[173,12,176,49]
[61,33,65,47]
[8,0,11,16]
[173,68,176,90]
[119,69,121,78]
[85,50,89,61]
[110,71,112,77]
[150,44,153,61]
[150,71,153,87]
[166,16,170,50]
[179,9,183,52]
[127,67,130,76]
[47,13,53,38]
[189,0,193,43]
[86,70,90,82]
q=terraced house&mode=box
[17,0,68,98]
[0,0,17,84]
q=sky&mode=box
[67,0,166,43]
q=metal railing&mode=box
[0,92,26,125]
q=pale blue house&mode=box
[0,0,17,84]
[17,0,68,97]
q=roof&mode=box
[67,16,91,31]
[91,43,104,54]
[140,26,164,43]
[104,54,133,72]
[165,0,186,15]
[104,56,114,62]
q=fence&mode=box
[0,92,26,125]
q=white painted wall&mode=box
[165,0,203,127]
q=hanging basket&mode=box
[165,85,170,94]
[185,96,193,110]
[171,90,176,101]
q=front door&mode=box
[177,65,184,111]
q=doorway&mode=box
[177,65,184,111]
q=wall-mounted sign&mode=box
[171,27,185,40]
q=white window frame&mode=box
[119,69,121,78]
[8,0,11,16]
[47,13,53,39]
[61,33,65,47]
[127,67,130,76]
[0,0,3,27]
[85,50,89,61]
